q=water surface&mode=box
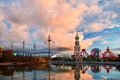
[0,64,120,80]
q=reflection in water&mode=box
[0,64,120,80]
[72,64,89,80]
[0,64,50,80]
[73,64,80,80]
[91,65,101,73]
[103,65,113,74]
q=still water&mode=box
[0,63,120,80]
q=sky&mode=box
[0,0,120,54]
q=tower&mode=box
[74,31,80,61]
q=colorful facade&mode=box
[101,47,118,60]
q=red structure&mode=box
[101,47,118,60]
[80,49,89,58]
[2,50,13,56]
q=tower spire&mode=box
[75,30,79,40]
[74,29,81,61]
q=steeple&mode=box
[75,30,79,40]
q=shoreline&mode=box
[0,62,40,66]
[0,61,120,66]
[49,61,120,66]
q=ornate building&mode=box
[74,31,81,61]
[101,47,118,60]
[0,46,50,63]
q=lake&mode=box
[0,63,120,80]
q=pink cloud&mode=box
[0,0,118,50]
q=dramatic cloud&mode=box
[0,0,120,53]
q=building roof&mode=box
[2,50,13,54]
[101,47,118,59]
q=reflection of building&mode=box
[80,49,89,59]
[103,65,113,73]
[91,65,101,73]
[74,31,81,61]
[0,63,50,80]
[72,64,89,80]
[101,47,118,60]
[81,65,89,73]
[73,64,80,80]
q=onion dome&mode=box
[75,31,79,40]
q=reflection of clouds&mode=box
[81,71,93,80]
[101,76,108,79]
[50,70,93,80]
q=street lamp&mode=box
[11,43,13,50]
[44,35,55,57]
[22,41,25,56]
[33,43,36,56]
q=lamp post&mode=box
[11,43,13,50]
[33,43,36,56]
[44,35,54,57]
[23,41,25,56]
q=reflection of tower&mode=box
[23,71,25,80]
[81,65,89,74]
[33,70,36,80]
[44,69,55,80]
[74,64,80,80]
[48,69,50,80]
[80,49,89,59]
[74,31,80,61]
